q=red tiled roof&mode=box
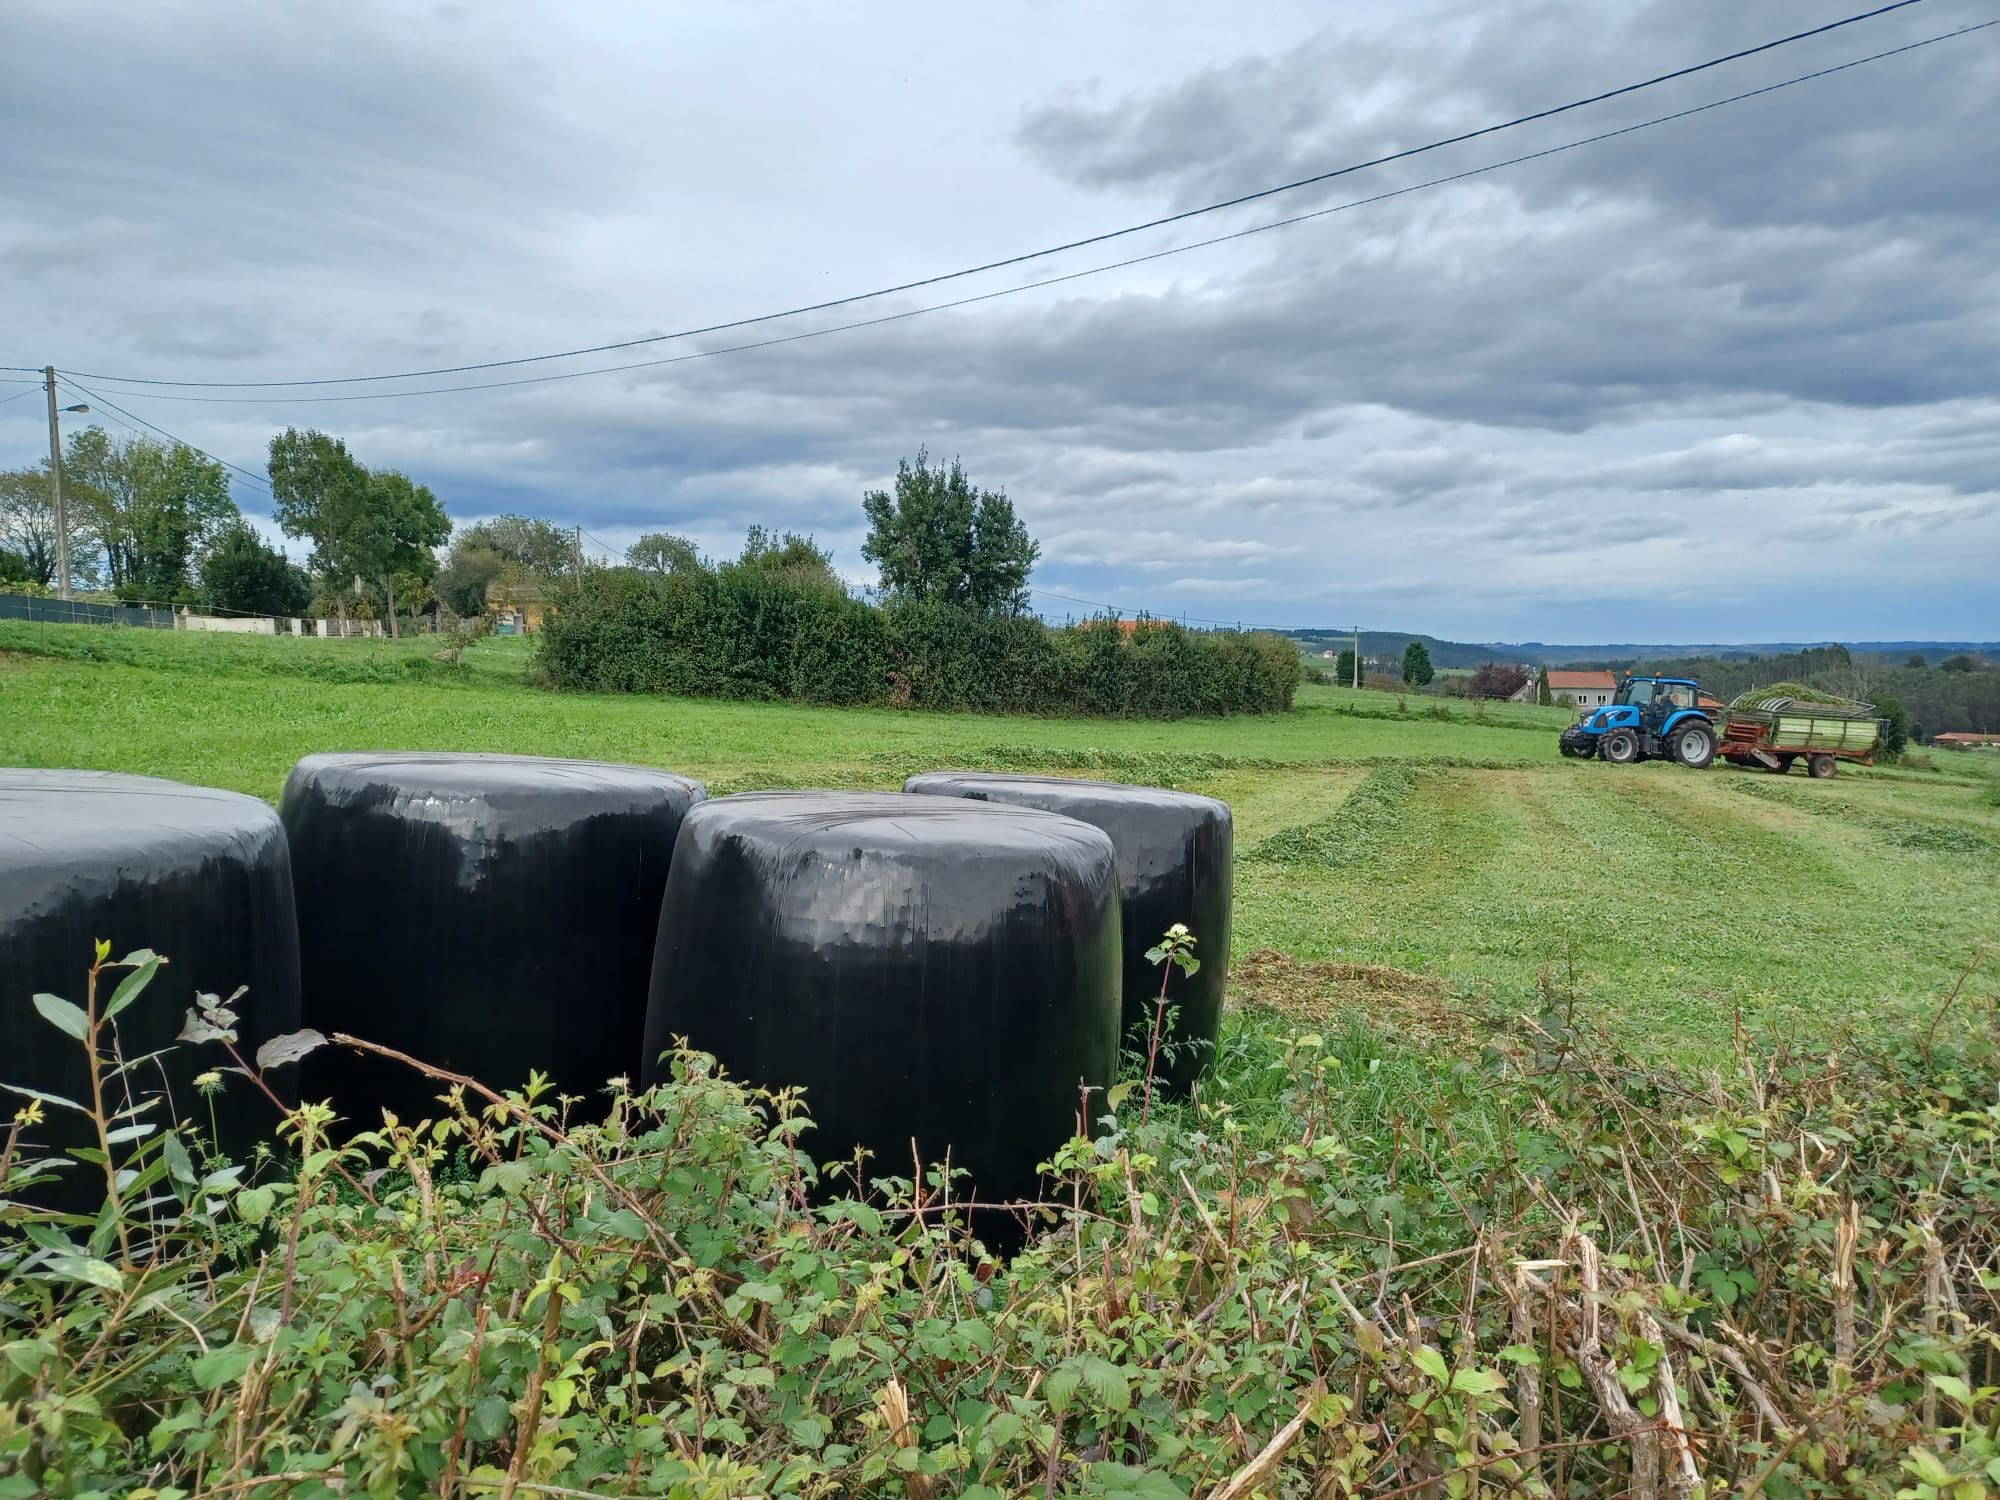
[1547,670,1618,690]
[1936,732,2000,745]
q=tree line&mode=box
[540,451,1299,717]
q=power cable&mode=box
[0,387,42,409]
[56,18,1995,410]
[56,0,1939,392]
[57,376,273,494]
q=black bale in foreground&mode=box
[0,769,302,1206]
[904,771,1232,1094]
[643,791,1122,1211]
[281,753,706,1129]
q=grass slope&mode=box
[3,621,1994,1056]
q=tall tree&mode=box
[1334,649,1357,687]
[268,429,449,638]
[457,514,576,577]
[1401,640,1435,687]
[199,521,312,617]
[0,545,28,586]
[0,466,97,589]
[737,525,838,587]
[434,542,506,618]
[64,428,237,602]
[861,450,1037,613]
[627,531,701,575]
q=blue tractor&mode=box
[1558,675,1718,769]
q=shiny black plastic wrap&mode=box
[903,772,1232,1094]
[281,753,706,1128]
[1,770,302,1205]
[642,792,1121,1208]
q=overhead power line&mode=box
[50,18,1994,412]
[58,375,273,495]
[56,0,1938,393]
[53,16,1995,412]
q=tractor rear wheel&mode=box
[1673,723,1717,769]
[1808,754,1837,779]
[1601,728,1640,765]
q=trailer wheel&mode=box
[1600,728,1640,765]
[1774,754,1797,775]
[1808,754,1837,779]
[1673,723,1717,769]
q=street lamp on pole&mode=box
[42,366,89,601]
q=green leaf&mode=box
[190,1343,256,1391]
[44,1254,124,1291]
[32,993,88,1041]
[234,1186,276,1224]
[1412,1346,1451,1386]
[3,1339,56,1377]
[104,955,163,1021]
[470,1395,511,1441]
[1044,1363,1080,1415]
[1451,1367,1507,1396]
[596,1207,649,1241]
[162,1131,198,1191]
[1080,1355,1132,1413]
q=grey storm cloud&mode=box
[2,0,1995,639]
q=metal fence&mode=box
[0,593,175,629]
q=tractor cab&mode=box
[1615,675,1698,728]
[1559,675,1716,768]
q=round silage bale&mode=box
[281,753,706,1128]
[641,791,1121,1209]
[903,772,1231,1094]
[0,770,302,1206]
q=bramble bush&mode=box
[535,565,1300,718]
[3,942,1997,1498]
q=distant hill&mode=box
[1288,631,2000,669]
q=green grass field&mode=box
[4,620,1995,1057]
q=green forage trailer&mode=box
[1717,687,1883,778]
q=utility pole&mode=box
[575,526,584,575]
[1353,624,1361,689]
[43,367,71,602]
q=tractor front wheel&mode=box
[1601,728,1640,765]
[1808,754,1837,780]
[1673,723,1717,769]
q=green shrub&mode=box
[5,945,1998,1497]
[537,568,1299,718]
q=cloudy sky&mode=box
[3,0,1995,642]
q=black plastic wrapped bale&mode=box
[903,772,1231,1094]
[281,753,706,1128]
[642,792,1121,1210]
[0,770,302,1206]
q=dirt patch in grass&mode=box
[1231,946,1480,1043]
